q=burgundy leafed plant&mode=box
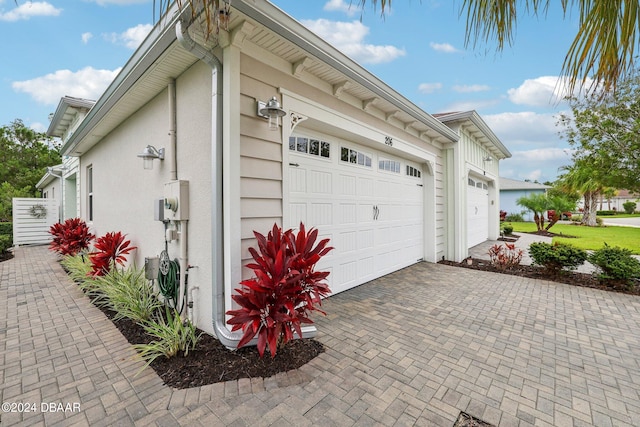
[49,218,95,256]
[89,231,137,277]
[226,223,333,358]
[488,243,523,271]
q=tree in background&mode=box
[559,71,640,194]
[556,159,605,227]
[517,193,576,232]
[156,0,640,93]
[0,120,61,221]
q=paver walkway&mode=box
[2,245,640,426]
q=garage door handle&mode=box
[289,162,300,167]
[373,205,379,220]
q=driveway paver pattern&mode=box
[2,245,640,426]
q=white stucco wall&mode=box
[79,60,215,334]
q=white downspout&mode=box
[168,79,178,182]
[47,166,65,222]
[175,19,316,348]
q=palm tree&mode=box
[159,1,640,95]
[516,193,548,232]
[557,161,605,226]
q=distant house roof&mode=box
[500,177,551,191]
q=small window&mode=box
[379,158,400,173]
[482,183,488,190]
[289,136,330,158]
[476,182,483,188]
[340,146,372,167]
[406,165,422,178]
[468,178,475,187]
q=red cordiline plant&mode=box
[226,223,333,358]
[49,218,95,256]
[488,243,524,271]
[89,231,137,277]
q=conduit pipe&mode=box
[175,18,316,349]
[168,79,178,181]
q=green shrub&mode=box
[502,224,514,235]
[588,244,640,287]
[0,222,12,235]
[0,234,12,253]
[596,210,617,216]
[93,267,163,323]
[623,201,637,214]
[504,213,525,222]
[60,254,92,280]
[529,242,588,273]
[133,308,200,371]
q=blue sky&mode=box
[1,0,583,182]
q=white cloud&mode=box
[301,19,405,64]
[483,111,560,147]
[81,32,93,44]
[500,147,574,182]
[104,23,152,49]
[506,76,586,107]
[323,0,358,16]
[418,82,442,94]
[0,1,61,21]
[429,42,460,53]
[12,66,121,105]
[452,84,490,93]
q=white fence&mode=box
[12,198,59,245]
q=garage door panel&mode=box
[290,168,307,193]
[288,138,424,296]
[339,174,357,195]
[308,203,332,228]
[339,203,357,224]
[467,179,489,248]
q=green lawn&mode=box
[507,222,640,254]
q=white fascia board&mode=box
[233,0,458,144]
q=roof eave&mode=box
[233,0,458,144]
[437,110,511,158]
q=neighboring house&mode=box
[37,96,95,222]
[599,190,639,211]
[499,177,550,222]
[59,1,510,344]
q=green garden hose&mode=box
[157,249,184,313]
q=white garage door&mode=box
[467,177,489,248]
[288,135,424,295]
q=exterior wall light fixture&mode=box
[483,156,493,162]
[137,145,165,170]
[257,96,286,131]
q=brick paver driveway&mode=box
[2,245,640,426]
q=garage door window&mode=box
[340,146,372,167]
[406,165,421,178]
[379,158,400,173]
[289,137,330,159]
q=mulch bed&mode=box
[0,251,14,262]
[96,304,324,389]
[439,258,640,296]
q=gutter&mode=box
[233,0,459,144]
[176,19,317,349]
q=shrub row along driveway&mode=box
[1,245,640,426]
